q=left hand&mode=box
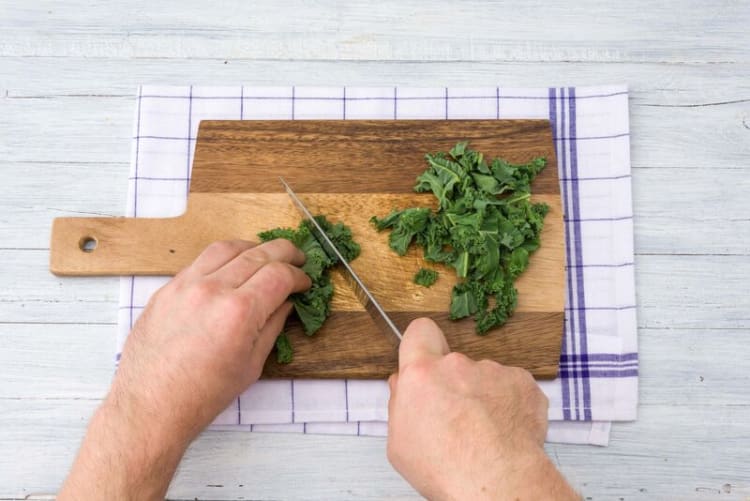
[111,238,311,446]
[59,239,310,500]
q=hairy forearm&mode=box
[436,447,580,501]
[508,449,581,501]
[58,391,189,500]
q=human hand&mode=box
[387,318,579,500]
[60,239,310,499]
[60,239,310,500]
[110,239,310,446]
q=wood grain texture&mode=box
[3,66,749,170]
[2,0,749,499]
[190,120,560,194]
[49,120,565,379]
[1,0,747,64]
[2,399,749,501]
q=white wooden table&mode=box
[1,1,749,499]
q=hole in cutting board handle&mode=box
[79,236,97,253]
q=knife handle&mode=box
[49,216,197,276]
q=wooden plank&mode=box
[1,398,749,500]
[636,255,750,329]
[1,59,748,103]
[637,327,750,406]
[1,0,748,63]
[190,120,559,194]
[632,167,750,256]
[0,324,114,399]
[0,249,119,324]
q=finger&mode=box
[190,240,257,275]
[249,301,295,373]
[398,317,450,372]
[212,239,306,288]
[240,261,312,320]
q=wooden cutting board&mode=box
[50,120,565,379]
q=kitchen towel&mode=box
[117,85,637,446]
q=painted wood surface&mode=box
[0,0,748,499]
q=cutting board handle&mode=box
[49,216,195,276]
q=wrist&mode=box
[59,392,191,500]
[439,444,578,501]
[495,446,579,500]
[97,394,189,496]
[104,384,193,459]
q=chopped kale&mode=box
[259,215,360,363]
[414,268,439,287]
[372,141,548,335]
[274,332,294,364]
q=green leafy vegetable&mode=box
[414,268,439,287]
[372,141,548,335]
[259,215,361,362]
[274,332,294,364]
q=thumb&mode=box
[398,317,450,371]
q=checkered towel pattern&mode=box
[117,86,637,446]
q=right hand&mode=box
[386,318,579,500]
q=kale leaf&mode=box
[259,215,360,363]
[414,268,439,287]
[275,332,294,364]
[371,207,430,256]
[372,141,548,335]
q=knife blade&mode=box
[279,177,403,346]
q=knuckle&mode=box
[238,248,265,267]
[221,292,251,319]
[171,266,191,284]
[249,241,292,263]
[478,359,505,379]
[442,353,476,382]
[264,260,293,280]
[189,279,222,304]
[478,358,502,371]
[206,240,237,255]
[443,351,470,368]
[510,366,536,385]
[260,262,297,294]
[273,237,298,254]
[239,289,268,326]
[400,360,433,387]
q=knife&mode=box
[279,177,403,346]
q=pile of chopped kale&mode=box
[371,141,549,335]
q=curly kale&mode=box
[371,142,548,335]
[259,215,361,363]
[274,332,294,364]
[414,268,439,287]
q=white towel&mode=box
[117,85,637,446]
